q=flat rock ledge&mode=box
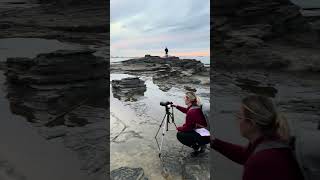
[4,49,108,180]
[122,55,206,74]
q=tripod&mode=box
[155,104,177,158]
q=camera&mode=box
[160,101,173,106]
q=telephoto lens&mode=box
[160,101,173,106]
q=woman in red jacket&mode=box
[210,95,304,180]
[172,91,209,156]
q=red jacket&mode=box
[211,137,304,180]
[176,105,207,132]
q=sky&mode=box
[110,0,210,57]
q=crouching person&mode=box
[172,91,210,157]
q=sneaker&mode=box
[190,150,201,157]
[191,144,200,152]
[199,145,207,153]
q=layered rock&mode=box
[212,0,320,71]
[6,49,107,84]
[111,77,147,101]
[112,55,208,92]
[0,0,108,45]
[122,55,206,73]
[4,49,108,180]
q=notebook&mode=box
[195,128,210,136]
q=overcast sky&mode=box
[111,0,210,57]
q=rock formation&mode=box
[122,55,206,73]
[212,0,320,71]
[111,77,147,101]
[112,55,208,92]
[4,49,108,180]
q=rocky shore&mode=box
[110,55,210,179]
[111,55,210,92]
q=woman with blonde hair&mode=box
[172,91,210,156]
[210,95,303,180]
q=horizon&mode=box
[110,0,210,57]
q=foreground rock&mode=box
[4,49,108,180]
[110,149,209,180]
[110,167,148,180]
[111,77,146,102]
[160,147,210,180]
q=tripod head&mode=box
[160,101,173,115]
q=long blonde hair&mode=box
[185,91,201,106]
[242,95,290,141]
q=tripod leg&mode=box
[170,114,178,128]
[155,113,167,138]
[155,114,167,152]
[159,115,168,157]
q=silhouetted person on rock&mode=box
[165,47,168,57]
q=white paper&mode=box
[195,128,210,136]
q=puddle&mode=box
[110,73,210,179]
[0,38,84,62]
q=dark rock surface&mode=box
[212,0,320,71]
[111,77,147,101]
[6,49,107,84]
[4,49,108,180]
[159,145,210,180]
[0,0,108,47]
[122,55,206,74]
[110,167,148,180]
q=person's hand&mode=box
[171,104,177,108]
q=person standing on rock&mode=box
[172,91,210,157]
[165,47,168,57]
[210,95,304,180]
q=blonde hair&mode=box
[185,91,201,106]
[242,95,290,141]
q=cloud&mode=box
[111,0,210,57]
